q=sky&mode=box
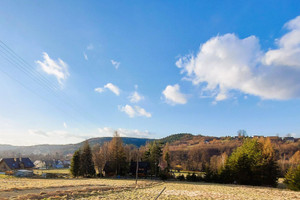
[0,1,300,145]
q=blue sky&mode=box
[0,1,300,145]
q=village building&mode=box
[34,160,46,169]
[0,158,34,172]
[283,137,295,143]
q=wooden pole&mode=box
[154,187,166,200]
[135,150,139,185]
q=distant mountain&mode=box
[0,137,153,157]
[0,144,17,151]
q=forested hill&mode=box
[0,133,298,163]
[0,134,195,157]
[0,137,153,157]
[157,133,194,144]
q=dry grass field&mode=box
[0,177,299,200]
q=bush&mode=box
[159,169,173,180]
[176,174,185,181]
[284,164,300,191]
[186,173,201,182]
[219,166,234,184]
[203,167,219,183]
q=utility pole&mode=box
[135,149,139,185]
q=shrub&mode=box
[159,169,173,180]
[203,167,219,183]
[284,164,300,191]
[186,173,201,182]
[176,174,185,181]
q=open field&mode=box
[0,178,299,200]
[33,168,70,175]
[171,170,204,178]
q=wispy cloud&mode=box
[119,104,151,118]
[63,122,67,128]
[86,44,94,50]
[95,87,105,93]
[111,59,120,69]
[162,84,187,105]
[129,91,144,103]
[95,83,120,96]
[83,52,88,60]
[28,129,86,144]
[36,52,69,86]
[98,127,150,138]
[177,15,300,102]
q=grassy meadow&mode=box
[33,168,70,175]
[0,177,299,200]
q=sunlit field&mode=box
[33,168,70,175]
[0,177,299,200]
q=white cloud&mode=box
[94,87,105,93]
[83,52,88,60]
[63,122,67,128]
[263,16,300,68]
[98,127,150,138]
[176,16,300,101]
[104,83,120,95]
[94,83,120,96]
[162,84,187,105]
[119,105,136,117]
[28,129,86,144]
[119,104,151,118]
[111,59,120,69]
[87,44,94,50]
[36,52,69,85]
[134,106,151,118]
[129,91,144,103]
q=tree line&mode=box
[70,132,300,190]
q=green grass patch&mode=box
[0,174,16,179]
[33,168,70,175]
[171,170,204,178]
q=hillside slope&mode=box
[0,137,153,157]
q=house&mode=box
[63,160,71,168]
[129,162,151,177]
[284,137,295,142]
[0,158,34,172]
[34,160,46,169]
[52,160,64,169]
[42,159,66,169]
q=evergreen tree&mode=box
[164,142,171,171]
[70,150,81,177]
[144,141,162,177]
[80,141,96,177]
[224,138,279,186]
[284,164,300,191]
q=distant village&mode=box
[0,157,71,177]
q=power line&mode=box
[0,40,100,129]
